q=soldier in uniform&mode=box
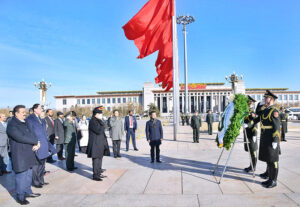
[242,96,258,173]
[206,110,214,135]
[279,107,288,142]
[181,113,185,126]
[251,90,281,188]
[185,114,190,125]
[191,111,202,143]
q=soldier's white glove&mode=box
[242,123,248,129]
[272,142,278,149]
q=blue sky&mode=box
[0,0,300,108]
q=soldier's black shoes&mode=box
[262,180,277,188]
[282,139,287,142]
[25,193,41,198]
[32,185,42,188]
[16,199,30,205]
[244,167,255,173]
[156,160,162,163]
[134,148,139,151]
[99,174,107,179]
[93,177,103,181]
[259,172,269,179]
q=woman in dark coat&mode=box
[87,106,108,181]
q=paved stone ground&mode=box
[1,120,300,207]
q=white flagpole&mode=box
[172,0,179,141]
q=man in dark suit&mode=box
[191,110,202,143]
[54,112,65,160]
[26,104,56,188]
[146,111,163,163]
[44,109,56,163]
[7,105,41,205]
[64,111,77,171]
[124,110,138,151]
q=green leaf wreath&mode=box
[216,94,249,150]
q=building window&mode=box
[77,99,80,105]
[112,98,116,103]
[289,95,293,100]
[97,98,101,104]
[133,97,137,103]
[284,95,287,100]
[257,95,261,101]
[87,99,90,104]
[118,98,121,103]
[251,95,255,99]
[102,98,106,104]
[107,107,111,111]
[82,99,85,104]
[278,95,282,100]
[295,95,299,100]
[128,97,132,102]
[123,98,126,103]
[63,99,67,105]
[107,98,111,104]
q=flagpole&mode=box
[172,0,179,141]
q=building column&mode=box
[218,93,221,113]
[159,94,163,113]
[204,94,207,113]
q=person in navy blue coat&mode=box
[124,110,138,151]
[6,105,41,205]
[26,104,56,188]
[145,111,163,163]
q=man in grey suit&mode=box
[110,109,124,158]
[0,113,11,175]
[54,112,65,160]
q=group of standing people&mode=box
[188,110,214,143]
[243,90,289,188]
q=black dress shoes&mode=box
[134,148,139,151]
[25,193,41,198]
[117,155,122,158]
[1,170,12,174]
[16,199,30,205]
[32,185,42,188]
[100,169,106,173]
[42,182,49,185]
[93,177,103,181]
[156,160,162,163]
[67,167,78,171]
[259,172,268,179]
[262,180,277,188]
[99,174,107,178]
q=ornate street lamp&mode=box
[225,72,243,95]
[177,15,195,116]
[34,79,52,108]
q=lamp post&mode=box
[177,15,195,116]
[34,79,52,108]
[225,72,243,95]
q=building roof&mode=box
[246,88,289,91]
[96,90,142,95]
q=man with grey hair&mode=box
[0,113,11,175]
[110,109,124,158]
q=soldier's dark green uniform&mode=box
[243,96,258,173]
[185,114,190,125]
[64,113,77,171]
[181,113,185,126]
[279,108,288,142]
[254,90,281,188]
[191,113,202,143]
[206,111,214,135]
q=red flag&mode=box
[123,0,174,91]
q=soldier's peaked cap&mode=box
[264,90,278,100]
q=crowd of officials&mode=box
[0,91,290,204]
[0,104,163,205]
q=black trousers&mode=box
[92,157,103,179]
[267,162,279,182]
[80,146,87,154]
[56,144,64,158]
[249,150,257,170]
[281,130,286,141]
[47,135,55,162]
[32,158,46,186]
[112,140,121,156]
[207,123,213,135]
[150,141,161,161]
